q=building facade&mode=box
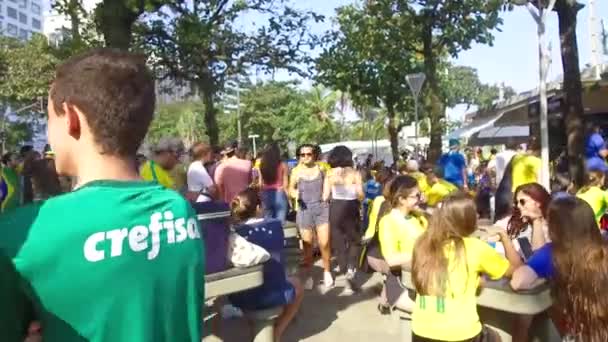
[0,0,43,40]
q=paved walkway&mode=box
[204,266,407,341]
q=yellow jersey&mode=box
[364,196,386,240]
[140,160,176,190]
[426,179,458,207]
[412,237,510,341]
[577,186,608,224]
[378,209,427,258]
[410,171,430,195]
[511,154,541,192]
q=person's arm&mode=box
[510,244,552,290]
[497,231,524,276]
[322,170,331,202]
[281,162,289,191]
[530,218,548,251]
[213,164,224,201]
[288,167,299,200]
[460,155,468,189]
[510,265,545,290]
[355,172,364,200]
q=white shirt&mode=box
[187,161,214,202]
[494,150,516,185]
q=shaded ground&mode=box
[203,264,406,341]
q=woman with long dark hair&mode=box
[495,183,551,260]
[412,193,521,342]
[323,145,364,293]
[511,197,608,341]
[259,143,289,222]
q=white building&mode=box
[0,0,44,40]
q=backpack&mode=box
[192,201,231,274]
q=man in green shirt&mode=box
[0,49,205,342]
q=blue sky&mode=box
[289,0,608,120]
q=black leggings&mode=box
[329,199,360,271]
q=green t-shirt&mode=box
[0,180,205,342]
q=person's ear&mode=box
[62,102,82,140]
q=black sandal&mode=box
[377,304,391,315]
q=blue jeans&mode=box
[261,189,288,223]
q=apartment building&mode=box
[0,0,43,40]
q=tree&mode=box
[554,0,585,189]
[0,35,59,106]
[146,101,207,146]
[405,0,505,161]
[93,0,169,49]
[140,0,322,146]
[317,1,421,162]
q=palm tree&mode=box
[306,85,339,121]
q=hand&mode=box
[496,230,510,243]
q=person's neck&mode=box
[73,153,140,189]
[397,206,411,216]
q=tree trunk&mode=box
[95,0,136,50]
[68,0,81,43]
[556,1,585,189]
[200,83,219,146]
[422,24,444,163]
[386,102,400,165]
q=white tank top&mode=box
[331,184,358,200]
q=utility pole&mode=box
[589,0,601,80]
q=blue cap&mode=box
[449,138,460,148]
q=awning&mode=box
[468,125,530,146]
[446,111,505,140]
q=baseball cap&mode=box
[154,137,184,154]
[449,138,460,148]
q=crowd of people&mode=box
[1,48,608,342]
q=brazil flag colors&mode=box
[0,167,20,213]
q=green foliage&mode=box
[146,101,207,147]
[138,0,323,145]
[0,35,59,106]
[443,65,516,109]
[147,82,343,151]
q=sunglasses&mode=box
[299,153,313,157]
[408,193,422,200]
[515,198,526,207]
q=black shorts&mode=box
[412,325,500,342]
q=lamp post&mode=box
[512,0,556,190]
[248,134,259,158]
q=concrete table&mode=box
[205,265,264,299]
[400,270,560,342]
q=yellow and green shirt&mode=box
[412,237,510,341]
[426,179,458,207]
[577,186,608,224]
[1,167,21,213]
[140,160,176,190]
[378,209,427,258]
[511,154,541,192]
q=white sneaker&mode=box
[323,271,334,290]
[303,274,314,290]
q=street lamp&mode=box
[248,134,260,158]
[512,0,556,190]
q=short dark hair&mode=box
[2,152,14,166]
[296,144,315,157]
[50,48,155,157]
[328,145,353,168]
